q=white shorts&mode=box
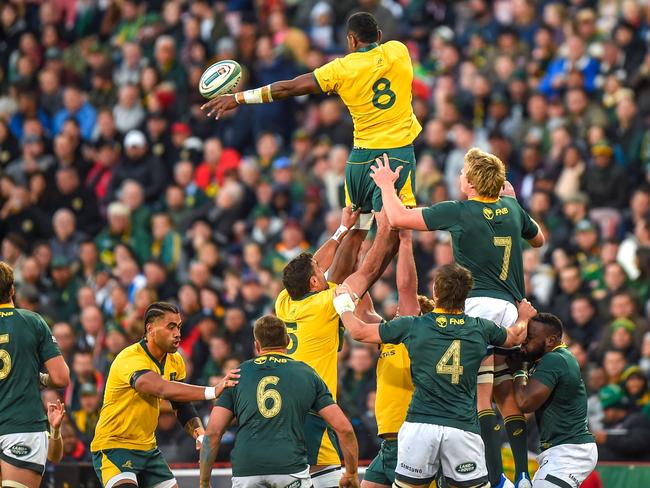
[311,466,342,488]
[465,296,518,328]
[533,443,597,488]
[0,431,48,475]
[395,422,488,485]
[232,467,311,488]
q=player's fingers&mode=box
[394,165,403,178]
[382,153,389,166]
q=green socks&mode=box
[504,414,529,478]
[479,409,503,486]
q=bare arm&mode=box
[313,206,360,273]
[319,404,359,486]
[512,377,552,413]
[46,400,65,463]
[134,369,239,402]
[43,356,70,388]
[370,154,428,230]
[528,219,546,248]
[199,406,234,488]
[202,73,320,119]
[396,230,419,315]
[338,309,382,344]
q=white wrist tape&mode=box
[204,387,217,400]
[239,84,273,104]
[333,293,356,315]
[331,225,348,242]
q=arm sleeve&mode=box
[312,371,336,412]
[479,318,508,347]
[420,201,462,231]
[37,316,62,364]
[215,386,235,412]
[530,354,561,389]
[519,204,539,240]
[313,59,344,94]
[379,316,415,345]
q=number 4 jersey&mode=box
[422,196,539,305]
[313,40,421,149]
[216,353,335,477]
[379,309,507,434]
[0,305,62,436]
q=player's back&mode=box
[313,40,421,149]
[220,353,334,477]
[0,306,60,435]
[423,197,539,304]
[382,310,506,434]
[275,283,341,397]
[375,343,413,435]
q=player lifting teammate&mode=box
[199,316,359,488]
[202,11,421,291]
[0,261,70,488]
[371,149,545,488]
[334,264,537,488]
[91,302,238,488]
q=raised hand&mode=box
[370,153,401,190]
[215,368,240,397]
[47,399,66,430]
[341,205,361,229]
[517,298,537,321]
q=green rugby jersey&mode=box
[530,346,594,451]
[0,305,61,435]
[379,309,507,434]
[421,196,538,304]
[216,352,335,476]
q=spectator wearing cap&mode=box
[112,83,145,134]
[194,137,241,197]
[71,382,101,447]
[52,85,97,141]
[107,130,166,203]
[95,201,150,267]
[581,140,628,210]
[167,122,198,167]
[145,111,172,163]
[597,318,640,363]
[46,255,82,322]
[52,166,102,236]
[593,384,650,461]
[621,365,650,410]
[540,35,599,97]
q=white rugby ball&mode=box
[199,60,242,99]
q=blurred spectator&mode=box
[71,383,101,447]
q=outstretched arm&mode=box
[396,230,419,316]
[334,285,382,344]
[134,369,239,402]
[370,154,428,230]
[199,406,234,488]
[313,206,360,274]
[47,399,65,463]
[202,73,320,119]
[501,181,545,248]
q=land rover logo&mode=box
[455,462,476,474]
[10,444,31,457]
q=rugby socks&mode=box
[478,408,503,486]
[504,415,529,481]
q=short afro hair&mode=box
[347,12,379,44]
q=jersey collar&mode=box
[469,196,500,203]
[433,307,464,315]
[260,351,291,358]
[0,303,14,309]
[139,339,166,374]
[294,290,320,301]
[551,342,567,352]
[357,42,378,53]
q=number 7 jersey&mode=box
[313,40,421,149]
[421,196,539,304]
[275,282,342,399]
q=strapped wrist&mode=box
[333,293,356,315]
[332,224,349,242]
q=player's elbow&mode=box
[529,231,545,248]
[517,400,535,414]
[49,365,70,388]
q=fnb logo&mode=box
[449,318,465,325]
[495,208,509,216]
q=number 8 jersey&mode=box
[421,196,539,305]
[313,40,421,149]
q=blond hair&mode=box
[417,295,436,314]
[464,148,506,199]
[0,262,14,303]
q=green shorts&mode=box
[304,413,341,466]
[92,447,174,488]
[345,145,416,214]
[364,439,398,485]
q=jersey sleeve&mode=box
[531,353,562,389]
[379,316,415,345]
[37,315,61,364]
[119,353,156,389]
[478,318,508,347]
[215,385,235,412]
[313,58,344,94]
[274,289,289,320]
[311,370,335,412]
[173,353,187,382]
[518,202,539,240]
[421,201,462,231]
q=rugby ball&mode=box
[199,60,242,99]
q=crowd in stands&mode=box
[3,0,650,469]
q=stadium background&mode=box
[2,0,650,485]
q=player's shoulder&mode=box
[382,40,409,55]
[113,341,145,365]
[538,347,570,370]
[11,307,43,325]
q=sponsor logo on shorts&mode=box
[455,462,477,474]
[569,474,579,486]
[9,444,31,457]
[399,463,423,474]
[513,428,524,436]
